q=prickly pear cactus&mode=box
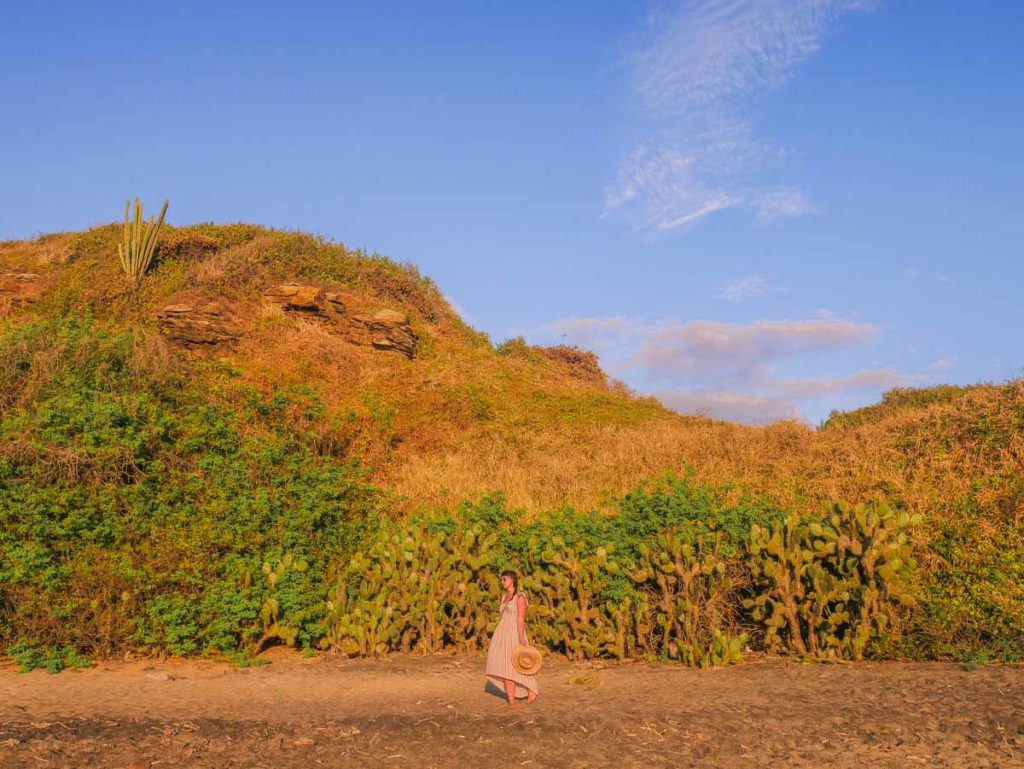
[745,500,919,660]
[518,539,641,660]
[320,498,917,665]
[629,531,746,667]
[323,522,499,656]
[250,553,309,653]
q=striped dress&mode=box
[485,591,538,698]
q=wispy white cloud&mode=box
[607,0,874,231]
[542,316,634,350]
[630,318,876,389]
[718,274,780,302]
[444,293,473,323]
[606,144,743,231]
[902,268,954,285]
[656,389,798,424]
[814,307,860,321]
[773,368,917,398]
[540,312,929,425]
[754,187,819,221]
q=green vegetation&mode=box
[8,638,92,674]
[0,317,381,668]
[746,501,918,660]
[0,323,917,670]
[916,481,1024,663]
[0,221,1021,670]
[326,489,915,666]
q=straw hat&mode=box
[511,644,543,676]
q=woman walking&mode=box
[485,570,538,708]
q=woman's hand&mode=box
[516,593,529,647]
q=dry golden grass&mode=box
[0,233,73,270]
[3,222,1021,533]
[383,381,1023,532]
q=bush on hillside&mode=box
[0,317,382,663]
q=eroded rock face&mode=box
[364,309,418,358]
[264,283,326,314]
[157,284,420,358]
[0,272,45,310]
[323,290,362,315]
[157,299,246,348]
[266,284,419,358]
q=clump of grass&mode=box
[568,672,604,687]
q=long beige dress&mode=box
[485,591,538,698]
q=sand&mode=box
[2,649,1022,768]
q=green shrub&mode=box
[322,483,907,666]
[9,639,92,674]
[746,501,919,660]
[0,317,381,660]
[821,384,968,430]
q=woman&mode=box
[485,570,538,708]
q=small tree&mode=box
[118,198,168,283]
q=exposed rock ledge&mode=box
[263,283,418,358]
[156,284,418,358]
[156,298,246,348]
[0,272,46,312]
[264,283,325,314]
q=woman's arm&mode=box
[516,593,528,645]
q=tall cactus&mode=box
[745,500,919,660]
[321,499,918,665]
[323,521,500,656]
[250,553,308,653]
[629,531,746,666]
[118,197,168,283]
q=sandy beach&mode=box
[2,650,1021,768]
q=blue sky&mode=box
[2,1,1021,424]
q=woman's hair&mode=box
[500,570,518,591]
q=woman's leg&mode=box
[526,687,537,704]
[503,678,517,707]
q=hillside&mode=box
[0,222,1021,664]
[1,223,684,513]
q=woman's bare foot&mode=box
[503,679,517,708]
[526,692,537,705]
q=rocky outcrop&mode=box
[323,290,362,315]
[265,283,418,358]
[157,284,419,358]
[0,272,46,311]
[264,283,326,315]
[156,299,246,348]
[364,309,417,358]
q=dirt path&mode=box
[1,650,1022,768]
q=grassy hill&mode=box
[2,223,681,513]
[1,223,1020,666]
